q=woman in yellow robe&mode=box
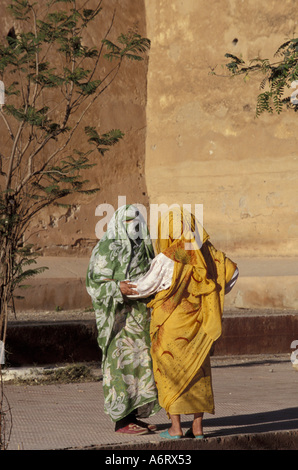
[128,206,238,438]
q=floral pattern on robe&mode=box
[86,205,160,422]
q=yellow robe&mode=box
[148,208,237,416]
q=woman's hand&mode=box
[120,281,138,296]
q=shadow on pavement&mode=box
[190,407,298,437]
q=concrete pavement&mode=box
[3,255,298,451]
[3,354,298,450]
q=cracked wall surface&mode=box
[144,0,298,257]
[1,0,297,259]
[0,0,149,257]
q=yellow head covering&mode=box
[155,205,209,254]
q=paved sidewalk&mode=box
[3,354,298,450]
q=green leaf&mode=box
[77,79,101,95]
[85,127,124,155]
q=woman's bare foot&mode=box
[192,412,204,436]
[168,414,183,436]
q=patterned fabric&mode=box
[86,205,160,422]
[148,206,237,415]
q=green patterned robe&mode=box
[86,205,160,422]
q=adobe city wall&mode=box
[144,0,298,258]
[0,0,150,257]
[1,0,297,261]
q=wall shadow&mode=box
[181,407,298,437]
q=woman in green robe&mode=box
[86,205,160,434]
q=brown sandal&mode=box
[135,419,157,432]
[115,423,149,435]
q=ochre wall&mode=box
[144,0,298,257]
[0,0,149,257]
[2,0,298,260]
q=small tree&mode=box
[0,0,150,449]
[216,37,298,116]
